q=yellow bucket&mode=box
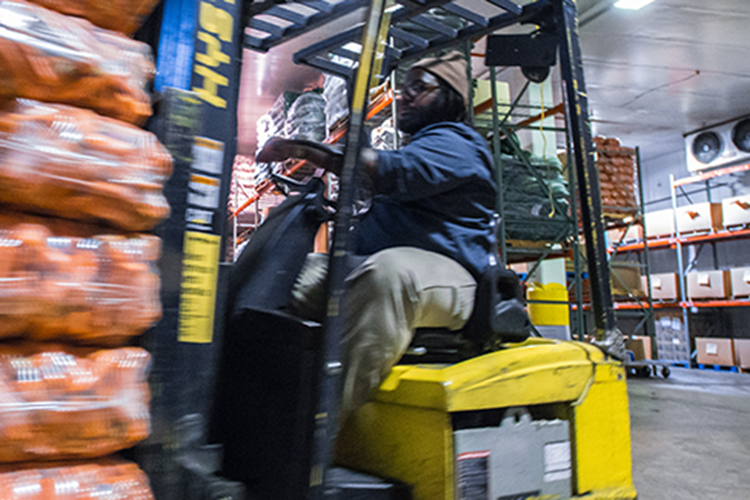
[527,282,569,326]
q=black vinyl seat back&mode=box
[228,176,331,316]
[403,262,531,365]
[211,177,331,499]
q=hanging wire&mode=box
[539,82,555,218]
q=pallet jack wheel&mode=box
[661,366,671,379]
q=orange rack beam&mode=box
[572,299,750,311]
[610,238,674,253]
[681,299,750,308]
[673,162,750,187]
[610,227,750,253]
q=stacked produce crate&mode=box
[0,0,165,497]
[593,136,638,216]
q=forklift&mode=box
[144,0,637,498]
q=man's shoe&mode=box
[591,328,626,361]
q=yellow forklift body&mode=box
[336,339,637,500]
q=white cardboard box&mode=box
[642,273,679,301]
[644,208,675,238]
[730,267,750,298]
[686,270,730,300]
[722,194,750,228]
[676,202,723,234]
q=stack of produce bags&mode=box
[593,136,638,213]
[0,0,164,496]
[495,133,571,242]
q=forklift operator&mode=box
[256,51,497,422]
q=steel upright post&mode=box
[489,66,507,260]
[670,173,691,364]
[566,135,586,340]
[636,147,656,350]
[555,0,617,342]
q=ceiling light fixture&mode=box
[614,0,655,10]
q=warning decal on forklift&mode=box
[192,137,224,175]
[178,231,221,343]
[456,451,490,500]
[187,173,221,209]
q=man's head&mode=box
[397,51,469,135]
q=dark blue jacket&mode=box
[354,122,498,279]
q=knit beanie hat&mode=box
[410,50,470,107]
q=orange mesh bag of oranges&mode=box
[0,221,161,343]
[0,1,154,124]
[0,345,151,462]
[0,459,155,499]
[26,0,160,36]
[0,99,171,231]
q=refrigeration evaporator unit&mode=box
[685,116,750,172]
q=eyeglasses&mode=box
[398,80,440,99]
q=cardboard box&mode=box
[722,194,750,228]
[606,225,643,246]
[610,262,645,298]
[626,335,652,360]
[696,338,735,367]
[676,202,723,234]
[644,208,675,238]
[733,339,750,369]
[686,270,730,300]
[642,273,679,301]
[730,267,750,298]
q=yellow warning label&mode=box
[190,174,220,186]
[178,231,221,343]
[194,136,223,150]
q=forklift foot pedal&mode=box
[326,468,411,500]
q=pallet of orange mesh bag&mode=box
[0,217,161,344]
[0,459,154,499]
[0,0,154,124]
[0,99,171,231]
[0,344,150,462]
[25,0,160,36]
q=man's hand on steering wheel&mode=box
[256,138,345,176]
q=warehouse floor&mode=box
[628,367,750,499]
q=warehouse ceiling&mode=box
[237,0,750,169]
[576,0,750,164]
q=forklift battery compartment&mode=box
[454,412,571,499]
[336,338,636,500]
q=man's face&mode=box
[397,68,441,135]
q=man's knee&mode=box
[348,248,419,298]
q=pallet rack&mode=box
[607,162,750,364]
[670,166,750,358]
[602,146,657,352]
[477,79,586,339]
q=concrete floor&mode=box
[628,367,750,499]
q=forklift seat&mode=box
[401,329,473,364]
[400,264,532,365]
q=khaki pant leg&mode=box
[340,247,476,420]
